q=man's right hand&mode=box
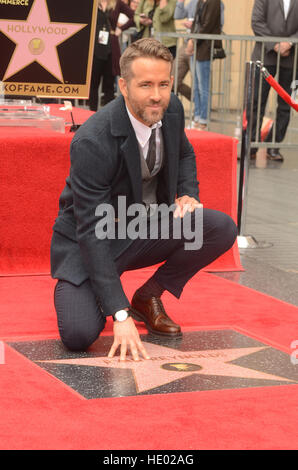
[108,316,151,361]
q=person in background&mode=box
[89,0,134,111]
[174,0,224,127]
[134,0,177,58]
[174,0,200,127]
[250,0,298,161]
[117,0,139,52]
[185,0,221,130]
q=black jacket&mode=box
[251,0,298,67]
[191,0,221,61]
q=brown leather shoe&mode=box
[130,293,182,337]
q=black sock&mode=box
[135,276,165,300]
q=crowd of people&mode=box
[89,0,224,130]
[89,0,298,155]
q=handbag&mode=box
[132,27,146,41]
[213,46,226,60]
[132,0,157,42]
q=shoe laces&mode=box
[152,297,170,319]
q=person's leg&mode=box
[175,45,191,101]
[196,60,211,126]
[115,208,237,336]
[265,66,293,160]
[88,56,102,112]
[54,209,237,346]
[54,279,106,351]
[117,208,237,299]
[101,54,115,106]
[249,65,273,154]
[189,56,200,125]
[168,45,177,60]
[193,67,200,123]
[192,57,201,122]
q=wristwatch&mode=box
[112,309,130,322]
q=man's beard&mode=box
[127,92,169,126]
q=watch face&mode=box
[116,310,128,322]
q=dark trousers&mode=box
[54,208,237,351]
[251,65,295,150]
[88,54,115,112]
[168,46,177,60]
[173,44,191,101]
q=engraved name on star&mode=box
[0,0,87,82]
[37,342,294,394]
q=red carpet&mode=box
[0,107,241,275]
[2,105,293,450]
[1,271,297,450]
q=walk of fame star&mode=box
[8,330,298,399]
[0,0,87,82]
[36,343,294,394]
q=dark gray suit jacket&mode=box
[251,0,298,67]
[51,94,199,316]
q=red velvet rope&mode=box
[265,74,298,112]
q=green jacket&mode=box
[134,0,177,48]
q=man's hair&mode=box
[120,38,173,82]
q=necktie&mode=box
[146,127,156,173]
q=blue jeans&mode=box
[190,56,200,121]
[195,60,211,124]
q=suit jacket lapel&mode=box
[109,95,180,205]
[161,111,180,204]
[120,134,143,203]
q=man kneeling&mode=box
[51,38,237,361]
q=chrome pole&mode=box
[237,61,258,248]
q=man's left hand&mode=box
[174,196,203,218]
[274,42,292,57]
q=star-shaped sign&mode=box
[38,342,294,394]
[0,0,87,82]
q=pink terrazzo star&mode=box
[0,0,87,82]
[39,342,293,394]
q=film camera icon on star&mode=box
[28,38,45,55]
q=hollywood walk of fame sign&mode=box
[8,330,298,400]
[0,0,98,98]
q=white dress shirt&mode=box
[283,0,291,19]
[126,106,162,176]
